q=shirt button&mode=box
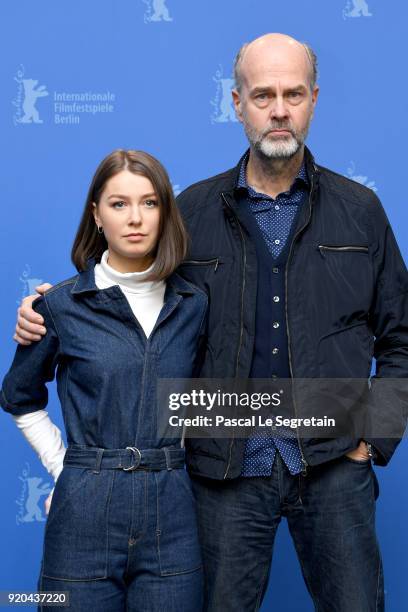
[272,268,279,274]
[271,374,278,379]
[273,322,280,329]
[272,348,279,355]
[275,205,280,210]
[273,296,280,303]
[274,239,280,245]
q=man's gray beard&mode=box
[244,121,309,160]
[256,134,300,159]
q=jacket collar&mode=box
[71,259,196,297]
[222,146,320,199]
[166,272,196,296]
[71,259,99,295]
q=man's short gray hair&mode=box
[233,40,318,93]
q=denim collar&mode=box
[71,259,196,297]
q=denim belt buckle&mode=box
[123,446,142,471]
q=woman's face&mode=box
[93,170,160,273]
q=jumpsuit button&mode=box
[128,537,137,546]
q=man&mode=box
[15,34,408,611]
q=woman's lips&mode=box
[124,234,146,241]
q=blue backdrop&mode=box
[1,1,407,610]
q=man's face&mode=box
[232,42,319,160]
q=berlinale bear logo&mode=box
[18,264,43,306]
[211,65,238,124]
[16,464,52,525]
[18,79,49,124]
[343,0,373,19]
[143,0,173,23]
[346,162,378,192]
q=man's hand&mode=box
[345,440,371,462]
[14,283,52,345]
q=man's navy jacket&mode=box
[176,148,408,480]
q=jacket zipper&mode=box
[182,258,220,272]
[221,193,247,479]
[285,173,318,476]
[318,245,369,258]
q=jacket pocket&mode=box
[180,257,222,272]
[178,256,233,373]
[42,468,114,581]
[317,244,369,256]
[342,455,371,465]
[312,243,374,340]
[154,468,202,576]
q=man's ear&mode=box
[311,86,319,109]
[232,88,243,123]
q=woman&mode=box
[1,150,207,611]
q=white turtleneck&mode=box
[94,250,166,338]
[12,251,166,504]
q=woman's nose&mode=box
[128,204,142,224]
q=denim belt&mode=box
[63,445,185,473]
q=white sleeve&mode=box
[12,409,66,482]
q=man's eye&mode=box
[256,93,268,100]
[145,199,158,208]
[113,201,126,209]
[288,91,301,98]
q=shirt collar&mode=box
[237,150,309,197]
[96,250,162,295]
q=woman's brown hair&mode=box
[71,149,187,280]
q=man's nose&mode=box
[270,96,289,120]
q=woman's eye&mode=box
[144,199,158,208]
[112,201,126,209]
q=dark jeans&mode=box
[38,466,203,611]
[191,453,383,612]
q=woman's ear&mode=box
[92,202,100,227]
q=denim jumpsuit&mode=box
[1,259,207,611]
